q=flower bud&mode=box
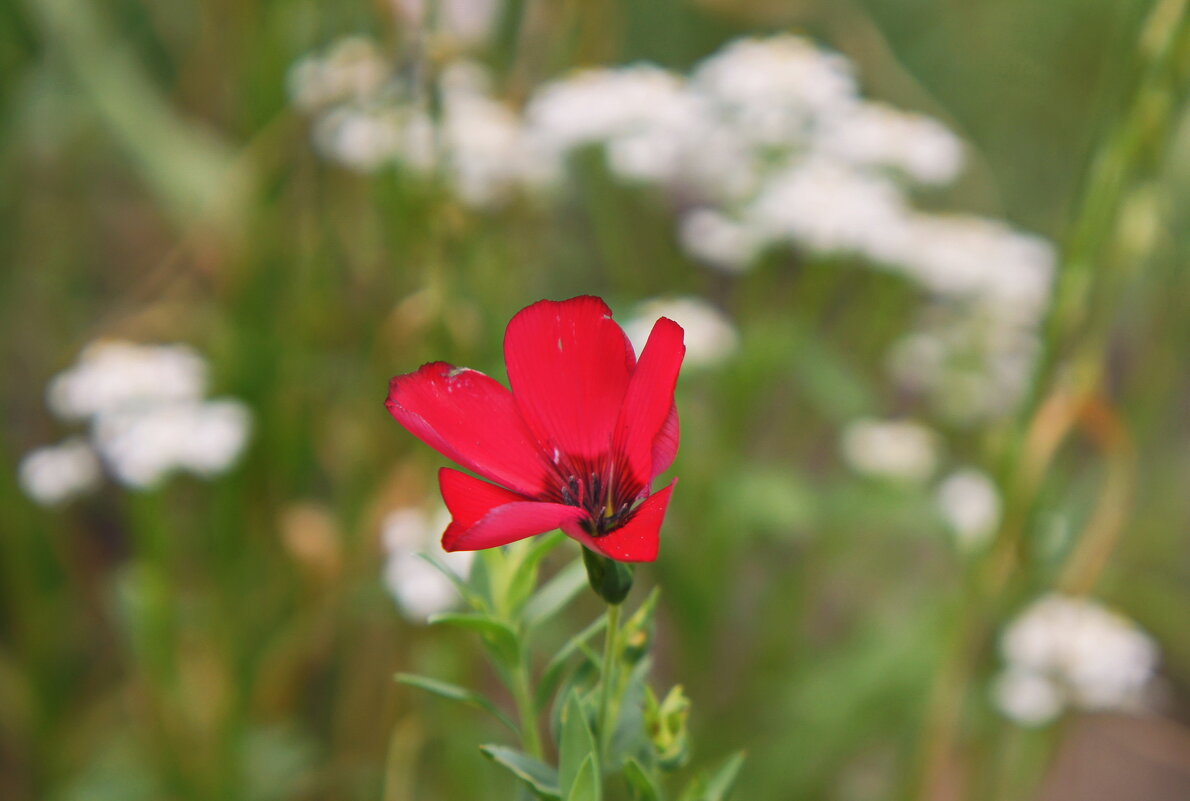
[645,685,691,770]
[582,547,634,605]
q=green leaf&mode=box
[565,754,601,801]
[394,673,517,733]
[479,745,561,799]
[537,615,607,709]
[681,752,746,801]
[427,612,520,666]
[559,691,598,797]
[507,532,566,615]
[622,758,662,801]
[416,552,482,610]
[524,559,588,629]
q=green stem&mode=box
[597,602,622,760]
[512,653,544,760]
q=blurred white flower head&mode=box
[678,209,762,273]
[840,418,939,482]
[747,157,910,261]
[287,37,392,113]
[22,341,252,502]
[692,35,857,146]
[92,399,251,489]
[624,297,738,369]
[382,506,474,622]
[935,468,1001,549]
[18,438,102,506]
[813,102,964,185]
[47,341,207,421]
[994,594,1159,726]
[390,0,502,48]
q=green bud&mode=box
[644,685,691,771]
[622,588,660,663]
[582,547,634,605]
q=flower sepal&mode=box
[582,546,634,605]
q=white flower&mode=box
[390,0,502,48]
[887,308,1043,423]
[813,102,964,185]
[936,468,1000,549]
[993,669,1064,726]
[524,65,708,186]
[746,158,911,262]
[692,35,857,147]
[840,419,939,481]
[678,209,761,272]
[92,399,251,489]
[312,106,407,172]
[287,37,392,112]
[18,438,102,506]
[624,297,738,369]
[994,594,1159,726]
[889,215,1056,316]
[47,341,207,422]
[381,506,474,622]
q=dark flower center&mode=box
[546,452,642,536]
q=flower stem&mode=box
[597,601,622,760]
[512,653,544,760]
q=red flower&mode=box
[386,296,685,562]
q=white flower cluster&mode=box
[526,37,1052,422]
[839,418,940,482]
[935,467,1001,549]
[381,505,474,622]
[289,40,541,206]
[993,594,1159,726]
[19,341,251,504]
[290,33,1055,418]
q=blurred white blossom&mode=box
[390,0,502,49]
[993,594,1159,726]
[22,341,252,502]
[287,37,392,112]
[840,419,939,482]
[935,468,1001,549]
[93,399,251,489]
[47,341,207,421]
[381,506,474,622]
[678,209,761,272]
[18,438,102,506]
[624,297,738,369]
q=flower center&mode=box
[548,454,642,536]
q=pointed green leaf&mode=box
[479,745,561,798]
[507,532,565,615]
[622,758,662,801]
[416,552,481,609]
[559,691,599,797]
[394,673,518,733]
[681,752,745,801]
[427,612,520,666]
[524,559,588,629]
[565,754,601,801]
[536,615,607,709]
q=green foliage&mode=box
[4,0,1190,800]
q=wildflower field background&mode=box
[4,0,1190,799]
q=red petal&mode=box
[563,482,675,562]
[387,363,547,496]
[504,297,636,463]
[614,317,685,487]
[650,404,680,481]
[439,467,527,527]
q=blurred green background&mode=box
[3,0,1189,799]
